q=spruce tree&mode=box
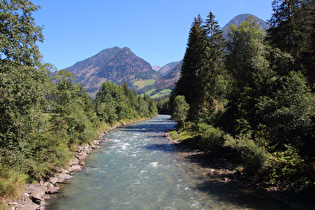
[202,12,227,119]
[171,15,208,121]
[267,0,314,86]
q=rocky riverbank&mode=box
[7,139,103,210]
[6,119,146,210]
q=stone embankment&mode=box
[8,138,105,210]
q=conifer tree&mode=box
[171,15,208,121]
[202,12,227,118]
[268,0,314,86]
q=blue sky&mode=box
[32,0,273,70]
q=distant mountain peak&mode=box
[66,47,159,97]
[222,14,269,39]
[152,65,161,71]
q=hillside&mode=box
[67,47,160,97]
[158,61,182,76]
[139,61,182,98]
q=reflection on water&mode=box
[47,115,276,210]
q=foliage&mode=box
[267,145,314,188]
[224,133,269,174]
[0,164,26,199]
[171,12,226,122]
[156,97,171,114]
[171,7,314,189]
[94,81,157,125]
[268,0,315,87]
[171,95,189,127]
[198,124,225,148]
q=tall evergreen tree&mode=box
[267,0,315,86]
[202,12,227,119]
[171,15,208,121]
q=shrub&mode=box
[199,124,225,148]
[267,145,315,188]
[224,133,269,174]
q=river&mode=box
[46,115,281,210]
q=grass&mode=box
[133,79,155,89]
[169,129,194,142]
[145,89,156,96]
[151,89,172,98]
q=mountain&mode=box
[67,47,160,97]
[158,61,182,76]
[152,65,161,71]
[66,14,268,98]
[222,14,269,39]
[139,61,183,98]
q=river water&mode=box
[47,115,275,209]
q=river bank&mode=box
[163,132,315,210]
[5,117,153,210]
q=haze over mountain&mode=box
[67,14,268,98]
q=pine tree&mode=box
[171,15,208,121]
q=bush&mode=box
[198,124,225,148]
[224,133,268,174]
[267,145,315,188]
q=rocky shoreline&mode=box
[6,121,133,210]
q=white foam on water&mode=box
[149,162,158,167]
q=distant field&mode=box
[133,79,155,89]
[151,89,172,98]
[145,89,156,95]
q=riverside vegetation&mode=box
[0,1,157,208]
[169,0,314,192]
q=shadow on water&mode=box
[144,141,315,209]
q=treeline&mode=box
[170,0,314,189]
[0,0,157,200]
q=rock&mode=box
[56,173,73,182]
[49,177,59,185]
[79,161,86,166]
[69,158,80,166]
[46,184,60,194]
[68,165,82,173]
[18,201,40,210]
[27,184,45,198]
[76,151,88,160]
[30,193,44,205]
[76,145,83,152]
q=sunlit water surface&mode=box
[47,115,267,210]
